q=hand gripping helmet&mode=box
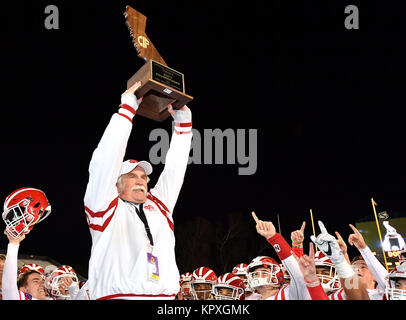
[247,256,284,289]
[2,188,51,238]
[314,251,341,293]
[190,266,217,300]
[18,263,45,279]
[179,272,194,300]
[232,263,252,292]
[212,273,246,300]
[385,262,406,300]
[45,265,78,299]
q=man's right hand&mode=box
[121,81,143,110]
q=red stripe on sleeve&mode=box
[118,113,133,123]
[85,197,119,218]
[175,122,192,127]
[121,104,137,115]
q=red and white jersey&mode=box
[84,107,192,300]
[329,288,345,300]
[329,287,385,300]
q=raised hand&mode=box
[4,229,26,245]
[310,221,344,265]
[297,242,318,283]
[291,221,306,245]
[252,211,276,239]
[121,81,143,109]
[348,224,367,250]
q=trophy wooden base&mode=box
[127,60,193,122]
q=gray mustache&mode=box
[131,185,147,194]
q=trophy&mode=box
[124,6,193,122]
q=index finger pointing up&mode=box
[318,220,328,234]
[300,221,306,232]
[252,211,260,223]
[349,224,361,235]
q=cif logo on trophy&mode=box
[124,6,193,122]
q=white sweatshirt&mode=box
[84,104,192,300]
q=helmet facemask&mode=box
[385,278,406,300]
[248,265,281,290]
[315,265,340,294]
[180,281,194,300]
[191,282,212,300]
[212,285,244,300]
[3,198,39,238]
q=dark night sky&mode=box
[1,1,406,277]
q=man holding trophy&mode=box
[83,6,193,300]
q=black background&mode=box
[1,0,406,279]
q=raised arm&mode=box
[2,230,25,300]
[348,224,388,289]
[311,221,369,300]
[84,82,142,214]
[149,105,193,213]
[296,242,329,300]
[291,221,306,258]
[252,212,310,300]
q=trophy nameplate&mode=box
[124,6,193,122]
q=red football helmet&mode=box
[2,188,51,238]
[18,263,45,279]
[212,273,246,300]
[179,272,194,300]
[314,251,341,293]
[247,256,284,289]
[45,265,78,299]
[385,262,406,300]
[190,266,217,300]
[232,263,252,292]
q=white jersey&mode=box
[84,108,192,300]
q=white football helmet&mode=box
[385,262,406,300]
[212,273,245,300]
[314,251,341,294]
[45,265,78,299]
[232,263,252,292]
[179,272,194,300]
[190,266,217,300]
[247,256,284,290]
